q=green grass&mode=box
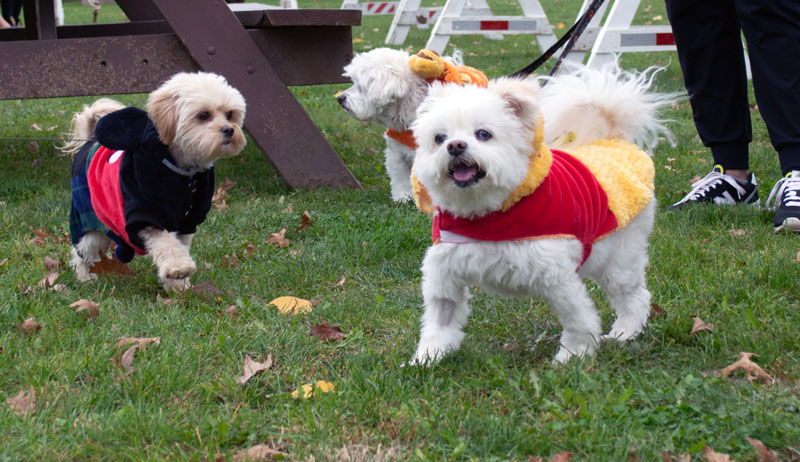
[1,0,799,461]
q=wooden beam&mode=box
[149,0,360,189]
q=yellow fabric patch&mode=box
[566,139,654,228]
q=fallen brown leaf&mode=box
[690,316,714,334]
[157,295,175,305]
[43,256,61,271]
[20,317,41,335]
[90,253,133,276]
[746,438,779,462]
[334,275,346,287]
[529,451,572,462]
[6,385,35,416]
[268,228,291,248]
[661,452,691,462]
[295,210,312,233]
[115,336,161,349]
[70,299,99,319]
[651,302,665,317]
[237,354,273,385]
[212,178,236,211]
[311,320,346,342]
[729,229,746,238]
[37,269,59,288]
[28,227,51,246]
[119,344,138,371]
[0,257,8,266]
[721,352,772,383]
[703,446,732,462]
[224,305,239,318]
[192,281,222,299]
[30,123,42,131]
[233,444,287,461]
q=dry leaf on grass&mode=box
[37,268,59,289]
[703,446,732,462]
[295,211,312,233]
[212,178,236,211]
[746,438,779,462]
[651,302,665,317]
[20,317,41,335]
[269,296,312,315]
[115,336,161,349]
[268,228,291,248]
[334,275,346,287]
[119,344,138,371]
[236,354,273,385]
[43,256,61,271]
[90,253,133,275]
[0,257,8,267]
[529,451,572,462]
[729,229,746,238]
[720,352,772,383]
[661,452,691,462]
[70,299,99,319]
[690,316,714,334]
[6,385,35,416]
[233,444,287,461]
[30,123,42,131]
[291,380,334,399]
[311,320,346,342]
[223,305,239,318]
[157,295,175,306]
[192,281,222,299]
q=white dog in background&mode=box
[338,48,431,202]
[64,72,247,291]
[408,64,676,365]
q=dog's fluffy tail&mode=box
[61,98,125,156]
[539,59,680,154]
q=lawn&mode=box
[0,0,798,461]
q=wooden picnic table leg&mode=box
[149,0,362,190]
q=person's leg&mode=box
[666,0,752,171]
[665,0,760,209]
[736,0,800,231]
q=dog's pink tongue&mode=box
[453,165,478,182]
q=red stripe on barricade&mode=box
[480,20,509,30]
[655,32,675,45]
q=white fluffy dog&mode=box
[408,64,675,365]
[64,72,247,291]
[339,48,430,202]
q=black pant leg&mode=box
[736,0,800,174]
[665,0,752,170]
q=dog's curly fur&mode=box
[408,63,676,365]
[65,72,247,291]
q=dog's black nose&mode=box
[337,94,347,107]
[221,126,234,138]
[447,140,467,157]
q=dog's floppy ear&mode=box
[145,85,180,145]
[488,77,541,127]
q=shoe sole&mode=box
[775,217,800,233]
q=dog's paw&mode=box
[75,270,98,283]
[161,277,192,292]
[553,333,597,364]
[159,257,196,281]
[602,316,647,342]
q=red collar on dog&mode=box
[432,149,619,269]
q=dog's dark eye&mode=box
[434,133,447,145]
[198,111,210,121]
[475,129,492,141]
[225,111,233,121]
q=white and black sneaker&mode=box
[669,165,759,210]
[766,170,800,232]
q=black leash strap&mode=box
[508,0,606,79]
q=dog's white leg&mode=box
[70,231,111,282]
[590,201,654,342]
[139,227,196,291]
[384,146,414,202]
[541,277,602,364]
[410,251,472,366]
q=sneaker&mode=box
[766,170,800,232]
[668,165,759,210]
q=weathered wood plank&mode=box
[149,0,360,189]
